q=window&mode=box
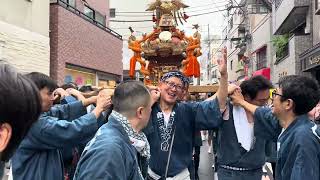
[61,0,75,7]
[84,5,106,26]
[230,60,233,70]
[95,11,106,26]
[110,8,116,18]
[84,5,94,19]
[212,70,217,79]
[256,47,267,70]
[316,0,320,15]
[247,0,269,14]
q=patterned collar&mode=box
[154,103,178,152]
[110,110,150,159]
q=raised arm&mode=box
[216,48,228,110]
[230,90,258,114]
[21,92,112,150]
[146,85,160,105]
[231,90,281,141]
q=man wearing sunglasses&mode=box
[231,75,320,180]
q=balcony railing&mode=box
[52,0,122,40]
[275,43,289,63]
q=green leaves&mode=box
[272,34,291,61]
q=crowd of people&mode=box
[0,53,320,180]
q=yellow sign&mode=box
[270,89,275,99]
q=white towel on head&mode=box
[233,106,254,151]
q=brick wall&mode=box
[0,21,50,74]
[50,4,123,85]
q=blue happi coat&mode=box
[254,107,320,180]
[216,104,267,169]
[74,116,143,180]
[144,98,223,177]
[11,100,99,180]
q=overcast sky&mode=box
[109,0,228,69]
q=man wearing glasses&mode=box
[231,75,320,180]
[144,49,228,180]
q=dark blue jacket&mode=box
[144,98,223,177]
[216,104,266,169]
[254,107,320,180]
[74,116,143,180]
[11,101,99,180]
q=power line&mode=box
[186,1,228,9]
[115,14,151,17]
[114,1,228,14]
[185,4,228,13]
[110,19,153,22]
[211,0,228,18]
[114,5,228,18]
[189,8,228,17]
[112,24,225,30]
[110,8,228,22]
[115,11,152,14]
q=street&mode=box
[198,141,217,180]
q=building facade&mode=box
[226,0,274,82]
[300,0,320,84]
[0,0,50,74]
[271,0,313,83]
[226,6,246,82]
[199,34,222,85]
[248,0,273,82]
[50,0,123,87]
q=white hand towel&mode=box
[233,106,254,151]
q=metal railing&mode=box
[276,43,289,62]
[53,0,122,40]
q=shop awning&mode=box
[253,68,270,80]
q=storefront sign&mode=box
[309,55,320,66]
[301,47,320,71]
[278,71,287,78]
[64,68,96,86]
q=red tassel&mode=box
[152,14,157,22]
[183,12,189,20]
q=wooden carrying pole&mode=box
[188,84,219,93]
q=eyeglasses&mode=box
[254,98,270,106]
[271,90,284,99]
[164,81,184,91]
